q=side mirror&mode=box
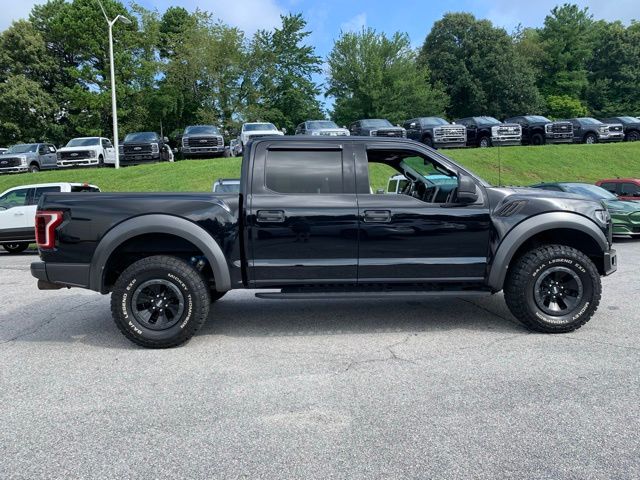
[163,137,169,143]
[457,174,479,204]
[409,123,416,128]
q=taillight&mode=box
[35,211,63,249]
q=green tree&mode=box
[248,14,324,133]
[327,28,448,125]
[545,94,588,118]
[537,4,593,98]
[419,13,542,119]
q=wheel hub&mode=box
[534,266,584,318]
[131,279,185,330]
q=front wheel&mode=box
[584,133,597,144]
[504,245,601,333]
[531,133,545,146]
[29,164,40,173]
[479,136,491,148]
[110,255,211,348]
[2,242,30,254]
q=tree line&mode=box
[0,1,638,146]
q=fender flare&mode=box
[487,212,608,291]
[89,214,231,293]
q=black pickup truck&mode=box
[31,137,616,348]
[119,132,173,165]
[504,115,573,145]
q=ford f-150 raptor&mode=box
[31,137,617,348]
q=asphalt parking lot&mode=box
[1,242,639,479]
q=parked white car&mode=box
[57,137,116,168]
[0,182,100,253]
[240,123,284,148]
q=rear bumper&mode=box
[31,261,91,289]
[603,249,617,276]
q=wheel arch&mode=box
[90,214,231,293]
[487,212,609,291]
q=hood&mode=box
[58,145,100,152]
[0,151,36,158]
[604,199,640,213]
[244,130,284,136]
[313,128,350,134]
[496,186,602,202]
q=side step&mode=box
[256,288,492,300]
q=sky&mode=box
[3,0,639,108]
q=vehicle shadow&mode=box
[5,292,526,350]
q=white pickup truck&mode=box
[57,137,116,168]
[0,182,100,253]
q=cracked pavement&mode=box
[1,242,639,479]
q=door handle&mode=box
[14,212,25,216]
[364,210,391,223]
[257,210,285,223]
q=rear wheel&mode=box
[479,136,491,148]
[504,245,601,333]
[584,133,597,144]
[111,255,211,348]
[2,242,29,254]
[29,163,40,173]
[531,133,545,145]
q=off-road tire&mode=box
[111,255,211,348]
[2,242,29,254]
[584,133,597,144]
[504,245,601,333]
[29,164,40,173]
[531,133,545,146]
[479,136,491,148]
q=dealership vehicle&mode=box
[531,182,640,237]
[229,139,242,157]
[349,119,406,138]
[31,137,616,348]
[600,116,640,142]
[119,132,173,165]
[0,143,58,174]
[503,115,573,145]
[596,178,640,202]
[240,123,284,149]
[565,118,622,144]
[403,117,466,148]
[180,125,225,159]
[0,182,99,253]
[212,178,240,193]
[295,120,350,136]
[57,137,116,168]
[454,117,522,147]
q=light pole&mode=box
[97,0,131,169]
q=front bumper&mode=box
[121,154,161,164]
[603,249,617,276]
[434,139,467,149]
[182,146,225,155]
[600,134,624,143]
[0,166,28,174]
[58,158,99,167]
[545,134,573,144]
[491,137,521,146]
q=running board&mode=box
[255,290,492,300]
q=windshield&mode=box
[361,119,393,128]
[66,138,100,147]
[421,117,449,125]
[562,184,616,200]
[124,132,158,143]
[524,116,551,123]
[616,117,639,123]
[308,121,339,129]
[578,118,602,125]
[476,117,501,126]
[8,144,38,154]
[185,126,220,135]
[243,123,277,132]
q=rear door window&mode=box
[265,149,344,194]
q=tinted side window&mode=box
[599,182,617,194]
[0,188,30,208]
[265,150,344,194]
[621,183,640,196]
[32,186,61,205]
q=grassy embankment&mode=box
[0,142,638,194]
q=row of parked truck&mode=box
[1,115,638,174]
